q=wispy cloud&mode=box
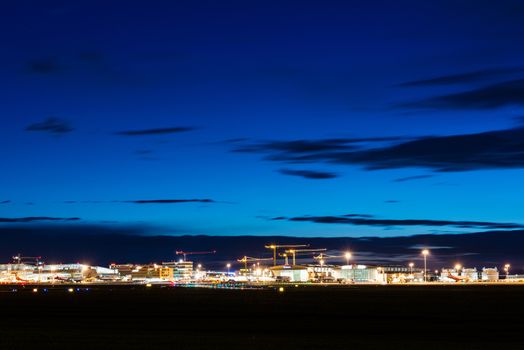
[63,199,217,204]
[115,127,195,136]
[278,168,338,179]
[0,217,80,223]
[123,199,215,204]
[0,200,11,204]
[394,175,434,182]
[26,58,63,74]
[399,67,523,87]
[26,118,73,134]
[233,126,524,172]
[401,78,524,110]
[272,215,524,230]
[234,137,402,156]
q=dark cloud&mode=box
[394,175,434,182]
[25,118,73,134]
[0,200,11,204]
[235,137,402,154]
[115,127,195,136]
[0,217,80,223]
[235,126,524,172]
[399,67,523,87]
[62,199,218,205]
[402,78,524,109]
[26,58,63,74]
[123,199,216,204]
[345,126,524,172]
[278,168,338,179]
[276,215,523,230]
[343,214,375,218]
[63,199,217,204]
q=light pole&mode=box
[504,264,510,279]
[226,263,231,276]
[409,262,414,276]
[422,249,429,282]
[345,251,352,266]
[345,251,353,282]
[454,264,462,276]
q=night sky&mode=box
[2,1,524,262]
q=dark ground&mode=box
[0,284,523,349]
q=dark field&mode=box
[1,284,523,349]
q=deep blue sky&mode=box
[2,0,524,238]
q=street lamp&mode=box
[408,262,414,276]
[226,263,231,276]
[345,251,352,266]
[504,264,510,279]
[345,251,354,282]
[454,264,462,276]
[421,249,429,282]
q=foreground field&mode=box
[0,284,522,349]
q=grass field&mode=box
[0,284,522,349]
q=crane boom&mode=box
[285,248,327,265]
[264,244,309,266]
[237,256,273,269]
[175,250,216,261]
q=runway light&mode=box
[68,288,74,293]
[146,283,152,287]
[278,287,284,293]
[32,288,38,293]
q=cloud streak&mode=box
[26,58,63,74]
[394,175,434,182]
[401,78,524,110]
[0,217,80,223]
[122,199,216,204]
[63,199,217,204]
[278,168,337,179]
[234,126,524,172]
[115,127,195,136]
[26,118,73,134]
[275,215,524,230]
[399,67,523,87]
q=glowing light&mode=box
[422,249,429,256]
[278,287,284,292]
[32,288,38,293]
[68,288,74,293]
[146,283,152,287]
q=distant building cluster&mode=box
[0,249,518,285]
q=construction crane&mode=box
[175,250,216,261]
[285,248,327,266]
[237,256,273,270]
[12,254,42,265]
[264,244,309,266]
